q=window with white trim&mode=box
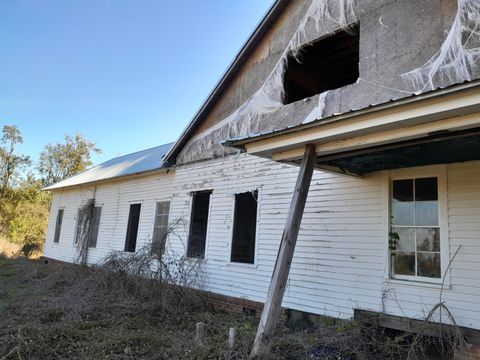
[74,206,102,248]
[231,190,258,264]
[53,209,63,244]
[390,177,441,279]
[152,201,170,255]
[187,191,211,258]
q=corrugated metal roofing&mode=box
[224,80,480,148]
[44,142,174,191]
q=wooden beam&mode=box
[354,309,480,346]
[250,144,317,358]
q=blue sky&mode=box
[0,0,273,166]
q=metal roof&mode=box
[223,80,480,149]
[44,142,174,191]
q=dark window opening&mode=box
[283,24,359,105]
[75,206,102,248]
[124,203,141,252]
[231,190,258,264]
[187,191,211,258]
[53,209,64,244]
[152,201,170,255]
[89,207,102,248]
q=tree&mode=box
[8,176,51,256]
[0,125,31,199]
[38,133,101,186]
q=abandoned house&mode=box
[44,0,480,352]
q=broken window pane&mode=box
[187,191,211,258]
[391,176,441,281]
[231,191,258,264]
[415,178,438,201]
[393,179,414,201]
[124,204,141,253]
[417,252,441,278]
[392,179,414,225]
[393,251,415,276]
[416,228,440,252]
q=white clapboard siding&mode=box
[169,153,386,320]
[44,172,175,264]
[168,154,480,329]
[44,152,480,331]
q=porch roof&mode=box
[224,80,480,175]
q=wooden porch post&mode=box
[250,144,317,358]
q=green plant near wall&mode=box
[388,230,399,254]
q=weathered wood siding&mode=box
[169,154,480,330]
[44,154,480,330]
[44,172,175,264]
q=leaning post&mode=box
[250,144,317,358]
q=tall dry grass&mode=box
[0,236,21,257]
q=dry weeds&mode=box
[0,253,465,359]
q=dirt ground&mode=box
[0,255,457,359]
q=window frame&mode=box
[151,200,171,255]
[229,189,260,266]
[124,203,142,253]
[53,208,64,244]
[88,206,102,248]
[74,206,102,248]
[388,166,449,285]
[186,190,213,259]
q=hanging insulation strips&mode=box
[178,0,480,164]
[402,0,480,92]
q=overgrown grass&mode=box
[0,255,463,359]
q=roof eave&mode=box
[43,166,174,192]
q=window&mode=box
[152,201,170,255]
[390,177,441,279]
[187,191,211,258]
[231,191,258,264]
[124,204,141,252]
[89,207,101,248]
[283,24,359,104]
[53,209,64,243]
[75,206,102,248]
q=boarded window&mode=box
[283,24,359,104]
[75,206,102,248]
[53,209,64,243]
[152,201,170,255]
[187,191,211,258]
[89,207,102,248]
[124,204,141,252]
[391,177,441,279]
[231,191,258,264]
